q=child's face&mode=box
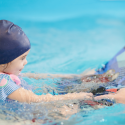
[3,50,30,75]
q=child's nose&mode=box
[24,59,27,66]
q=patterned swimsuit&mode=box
[0,73,31,101]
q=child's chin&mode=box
[14,72,20,76]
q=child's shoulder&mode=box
[0,73,16,79]
[0,73,21,101]
[0,73,21,86]
[0,73,10,80]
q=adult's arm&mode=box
[22,69,95,79]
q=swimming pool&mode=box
[4,16,125,125]
[0,0,125,124]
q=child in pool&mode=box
[0,20,124,107]
[0,20,93,103]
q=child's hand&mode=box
[94,88,125,104]
[66,92,93,100]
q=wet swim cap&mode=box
[0,20,31,64]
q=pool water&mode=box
[23,16,125,74]
[19,16,125,124]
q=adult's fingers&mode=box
[94,94,115,101]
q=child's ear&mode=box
[0,63,8,71]
[4,63,11,70]
[0,64,4,69]
[4,63,9,68]
[8,61,12,66]
[1,64,7,68]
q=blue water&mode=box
[23,15,125,74]
[0,0,125,124]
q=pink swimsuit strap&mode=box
[0,73,21,85]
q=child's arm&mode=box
[22,69,95,79]
[94,88,125,104]
[8,87,93,103]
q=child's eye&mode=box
[21,57,25,60]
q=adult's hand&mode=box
[94,88,125,104]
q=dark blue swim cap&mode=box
[0,20,31,64]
